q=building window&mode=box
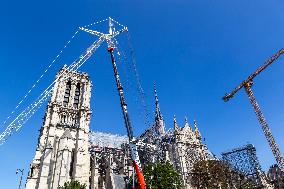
[69,149,75,178]
[30,166,34,177]
[62,115,67,123]
[74,115,80,127]
[63,81,71,107]
[73,83,80,109]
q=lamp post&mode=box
[16,168,24,189]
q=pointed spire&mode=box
[184,116,188,124]
[154,84,165,135]
[193,119,198,130]
[174,115,179,131]
[184,116,190,127]
[194,119,202,140]
[154,83,162,119]
[184,116,192,132]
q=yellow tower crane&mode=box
[223,48,284,171]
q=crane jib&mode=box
[223,48,284,102]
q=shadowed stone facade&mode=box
[26,66,92,189]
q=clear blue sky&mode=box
[0,0,284,188]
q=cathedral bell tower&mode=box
[26,65,92,189]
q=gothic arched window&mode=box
[73,83,80,109]
[63,81,71,107]
[30,166,34,177]
[69,149,75,178]
[62,115,67,123]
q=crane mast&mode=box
[107,46,146,189]
[244,81,284,171]
[223,49,284,171]
[79,18,146,189]
[107,47,134,139]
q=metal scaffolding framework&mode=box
[222,144,272,188]
[222,144,262,177]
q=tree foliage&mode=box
[143,161,183,189]
[60,180,86,189]
[190,160,256,189]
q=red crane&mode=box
[81,18,146,189]
[108,46,146,189]
[223,48,284,171]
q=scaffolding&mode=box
[222,144,272,188]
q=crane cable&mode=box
[1,18,110,128]
[114,35,153,135]
[1,30,80,127]
[113,39,138,118]
[126,31,153,129]
[0,18,126,145]
[0,34,106,145]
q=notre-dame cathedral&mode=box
[25,66,213,189]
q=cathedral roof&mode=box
[89,131,128,149]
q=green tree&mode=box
[143,161,183,189]
[60,180,86,189]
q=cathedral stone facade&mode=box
[136,88,214,188]
[26,66,92,189]
[25,67,213,189]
